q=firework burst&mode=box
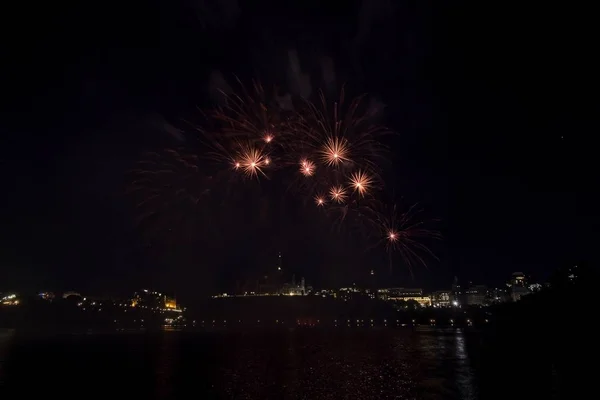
[130,78,438,276]
[349,169,374,198]
[374,203,440,272]
[263,132,275,143]
[233,143,270,179]
[299,158,316,177]
[320,137,351,167]
[329,185,348,204]
[314,194,327,206]
[289,87,390,174]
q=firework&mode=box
[130,79,437,276]
[234,144,269,179]
[320,137,351,167]
[211,79,283,142]
[329,185,347,203]
[349,170,373,197]
[314,194,326,206]
[290,87,390,174]
[375,203,440,271]
[299,158,316,177]
[263,132,274,143]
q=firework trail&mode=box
[128,149,217,246]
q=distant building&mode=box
[1,293,19,306]
[488,288,509,303]
[378,288,423,299]
[431,290,452,307]
[507,272,531,301]
[451,276,463,305]
[509,272,527,287]
[338,285,361,301]
[280,275,306,296]
[388,295,431,307]
[131,289,180,310]
[164,296,177,309]
[379,288,430,306]
[510,286,530,302]
[465,284,488,306]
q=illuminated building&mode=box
[507,272,531,302]
[509,272,527,287]
[388,295,431,307]
[280,275,306,296]
[431,290,452,307]
[488,288,509,303]
[1,293,19,306]
[465,284,487,306]
[164,296,177,309]
[378,288,423,299]
[510,286,530,302]
[451,276,463,304]
[130,289,182,311]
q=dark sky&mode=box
[1,1,596,301]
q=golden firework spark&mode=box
[349,170,373,197]
[237,146,268,179]
[320,137,350,167]
[300,158,316,177]
[314,195,326,206]
[377,203,441,271]
[329,185,347,203]
[263,132,274,143]
[387,230,398,242]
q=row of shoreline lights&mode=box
[194,319,486,325]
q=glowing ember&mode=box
[329,185,347,203]
[314,195,326,206]
[321,137,350,167]
[300,159,316,176]
[349,170,373,197]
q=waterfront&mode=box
[0,327,557,399]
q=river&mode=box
[0,328,551,399]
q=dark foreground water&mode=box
[0,328,508,399]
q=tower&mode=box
[277,252,282,271]
[452,276,461,305]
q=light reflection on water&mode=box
[1,329,479,399]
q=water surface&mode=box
[1,329,479,399]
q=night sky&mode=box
[1,1,596,302]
